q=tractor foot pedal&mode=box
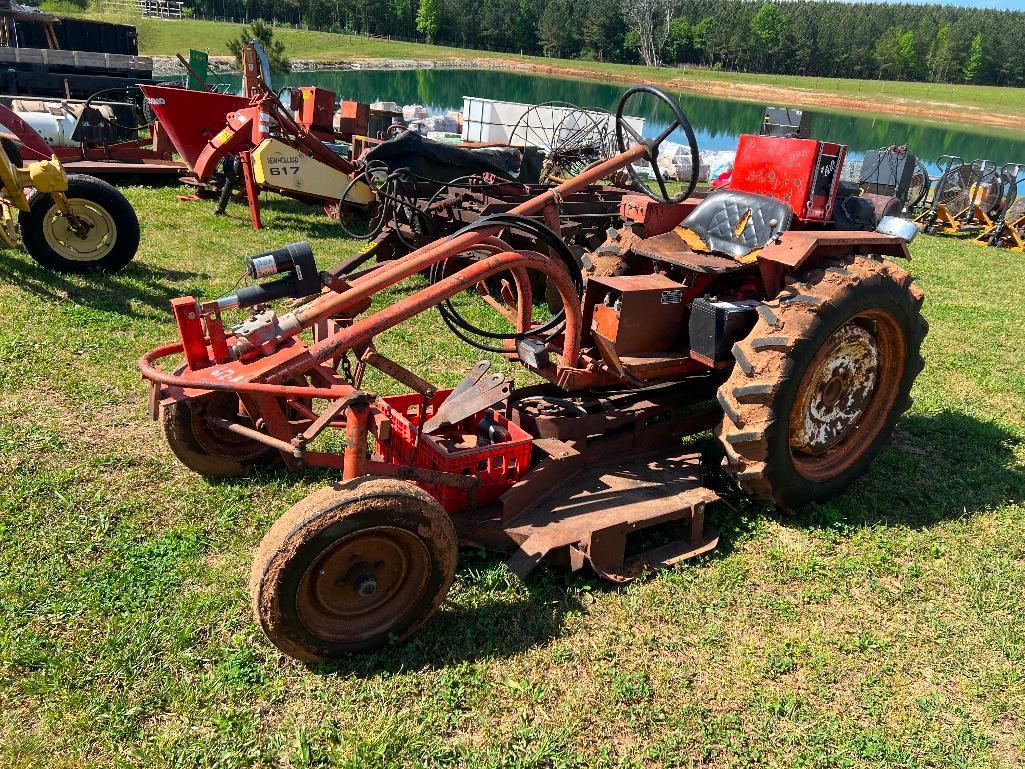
[502,451,719,582]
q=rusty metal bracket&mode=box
[299,393,360,444]
[365,459,481,490]
[361,347,437,396]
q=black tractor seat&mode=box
[633,189,794,272]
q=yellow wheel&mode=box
[20,174,139,272]
[42,196,117,262]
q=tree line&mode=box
[183,0,1025,87]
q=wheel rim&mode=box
[296,526,431,643]
[789,311,905,481]
[189,392,268,461]
[42,198,117,262]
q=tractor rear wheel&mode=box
[20,174,140,273]
[251,478,458,662]
[717,254,927,509]
[161,393,275,477]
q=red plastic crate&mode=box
[377,389,534,512]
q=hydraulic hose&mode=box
[429,213,583,353]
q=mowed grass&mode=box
[1,184,1024,768]
[59,9,1025,130]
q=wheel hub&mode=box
[790,323,879,455]
[297,527,430,643]
[42,199,116,261]
[191,392,269,461]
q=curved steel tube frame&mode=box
[141,142,648,388]
[140,142,650,482]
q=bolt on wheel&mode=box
[788,311,904,482]
[296,526,433,645]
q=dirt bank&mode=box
[151,55,1022,132]
[516,60,1024,132]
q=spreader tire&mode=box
[717,254,927,509]
[161,394,274,478]
[20,174,140,273]
[251,478,458,662]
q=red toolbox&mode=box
[377,389,533,512]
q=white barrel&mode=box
[15,111,79,147]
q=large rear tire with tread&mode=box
[717,254,927,509]
[251,478,458,662]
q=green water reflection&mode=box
[200,67,1025,170]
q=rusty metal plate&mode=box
[632,230,745,273]
[499,451,719,580]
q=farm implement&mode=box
[140,87,927,661]
[142,42,374,231]
[916,156,1019,238]
[974,163,1025,252]
[0,102,139,271]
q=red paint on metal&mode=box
[138,85,249,170]
[276,250,583,383]
[170,297,210,370]
[729,134,845,222]
[140,343,355,401]
[239,151,262,230]
[343,398,371,480]
[619,194,698,236]
[0,103,54,160]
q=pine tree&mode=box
[962,32,985,84]
[226,20,290,74]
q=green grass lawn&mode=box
[51,8,1025,132]
[1,185,1024,767]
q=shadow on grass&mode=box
[0,252,208,317]
[216,195,349,240]
[794,409,1025,532]
[313,555,587,675]
[232,409,1023,674]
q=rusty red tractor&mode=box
[140,87,927,662]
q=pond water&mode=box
[203,67,1025,181]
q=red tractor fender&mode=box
[0,103,55,161]
[757,230,911,297]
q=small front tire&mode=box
[161,393,274,478]
[20,174,140,273]
[252,478,458,662]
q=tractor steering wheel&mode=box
[615,85,700,204]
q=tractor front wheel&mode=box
[717,254,927,509]
[251,478,458,662]
[20,174,140,273]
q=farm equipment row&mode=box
[915,156,1024,252]
[140,86,927,662]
